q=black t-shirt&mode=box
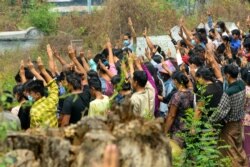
[197,81,223,116]
[18,102,31,130]
[61,86,91,124]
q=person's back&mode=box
[88,95,109,116]
[131,82,155,119]
[131,71,155,119]
[62,85,91,123]
[88,77,110,117]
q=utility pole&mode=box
[87,0,92,14]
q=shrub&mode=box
[26,3,59,35]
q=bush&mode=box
[26,4,59,35]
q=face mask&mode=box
[191,39,196,46]
[123,40,130,47]
[216,28,222,33]
[27,95,34,102]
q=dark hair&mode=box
[154,45,166,59]
[152,54,162,64]
[232,29,240,36]
[124,32,131,39]
[66,72,82,90]
[144,62,163,94]
[197,28,206,35]
[111,75,131,91]
[189,45,206,61]
[180,40,187,48]
[241,68,250,85]
[15,67,34,83]
[209,28,215,34]
[172,71,189,88]
[216,44,226,54]
[133,71,148,87]
[222,35,230,43]
[87,70,99,79]
[13,84,28,102]
[196,67,215,82]
[189,56,204,67]
[88,77,102,92]
[26,80,45,97]
[224,64,239,79]
[217,21,226,32]
[243,37,250,49]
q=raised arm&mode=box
[37,57,53,83]
[128,17,137,47]
[46,44,56,77]
[53,48,68,66]
[80,51,90,72]
[19,60,27,84]
[143,27,155,52]
[27,58,46,85]
[205,50,223,82]
[68,45,87,83]
[179,27,194,49]
[98,60,115,78]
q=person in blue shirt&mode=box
[230,29,241,55]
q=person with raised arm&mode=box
[26,57,59,128]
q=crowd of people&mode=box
[2,13,250,166]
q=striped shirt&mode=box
[30,80,59,128]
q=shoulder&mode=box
[226,80,245,96]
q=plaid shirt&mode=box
[30,80,59,128]
[210,80,246,123]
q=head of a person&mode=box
[192,33,203,45]
[132,71,148,91]
[88,77,102,97]
[111,75,131,92]
[123,32,132,47]
[15,67,34,84]
[209,29,215,40]
[241,68,250,86]
[65,72,83,92]
[195,67,214,85]
[154,45,166,59]
[231,29,241,40]
[189,56,204,69]
[190,45,206,61]
[222,35,230,45]
[224,64,239,82]
[13,84,28,103]
[216,21,226,33]
[25,80,45,102]
[0,90,13,111]
[244,37,250,52]
[171,71,189,89]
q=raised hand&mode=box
[47,44,53,57]
[167,48,171,58]
[143,27,147,37]
[20,60,25,75]
[27,57,34,70]
[106,40,112,49]
[128,17,133,27]
[37,57,45,72]
[68,45,76,60]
